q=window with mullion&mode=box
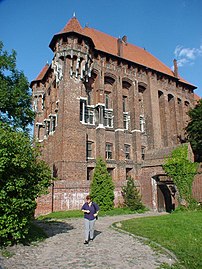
[104,110,113,128]
[124,144,130,159]
[87,141,93,158]
[106,143,113,159]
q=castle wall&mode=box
[32,21,200,216]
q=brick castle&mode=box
[31,16,200,216]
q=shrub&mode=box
[0,123,53,246]
[163,144,198,208]
[90,157,114,211]
[122,176,145,211]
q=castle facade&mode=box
[31,16,197,215]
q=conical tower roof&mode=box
[60,16,83,34]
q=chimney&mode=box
[122,35,127,44]
[117,37,123,57]
[173,59,178,78]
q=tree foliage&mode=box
[90,157,115,211]
[163,144,198,207]
[186,99,202,162]
[0,41,34,131]
[122,176,145,211]
[0,123,53,246]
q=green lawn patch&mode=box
[37,207,147,220]
[117,211,202,269]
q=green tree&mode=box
[0,41,34,131]
[90,157,115,211]
[0,123,53,246]
[122,176,145,211]
[186,99,202,162]
[163,144,198,208]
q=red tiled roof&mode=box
[30,64,49,86]
[35,64,49,81]
[83,27,175,77]
[60,16,82,34]
[45,17,197,89]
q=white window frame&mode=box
[140,115,145,133]
[123,112,130,130]
[104,109,113,128]
[106,143,113,159]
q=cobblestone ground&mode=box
[0,212,177,269]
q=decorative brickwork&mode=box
[31,16,201,216]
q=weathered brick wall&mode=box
[193,163,202,202]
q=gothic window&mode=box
[86,141,93,159]
[141,146,145,160]
[104,110,113,128]
[33,96,38,112]
[44,119,50,137]
[105,92,111,109]
[107,168,114,178]
[140,115,145,133]
[123,96,127,112]
[124,144,131,159]
[80,99,86,122]
[49,114,57,133]
[87,167,94,181]
[80,98,95,125]
[123,112,130,130]
[86,107,94,125]
[106,143,113,159]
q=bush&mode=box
[0,123,53,246]
[122,176,145,211]
[90,157,114,211]
[163,144,198,208]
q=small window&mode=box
[104,110,113,128]
[141,146,145,160]
[105,92,110,109]
[80,99,87,122]
[124,144,130,159]
[140,115,145,133]
[87,141,93,159]
[87,167,94,181]
[123,112,129,130]
[123,96,127,112]
[86,107,94,125]
[106,143,113,159]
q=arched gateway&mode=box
[152,174,177,213]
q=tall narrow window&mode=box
[104,110,113,128]
[140,115,145,133]
[86,108,94,125]
[87,168,94,181]
[105,92,110,109]
[123,112,130,130]
[141,146,145,160]
[123,96,127,112]
[124,144,130,159]
[106,143,113,159]
[80,99,87,122]
[86,141,93,159]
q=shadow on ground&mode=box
[35,220,74,237]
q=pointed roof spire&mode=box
[60,16,82,34]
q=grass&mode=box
[116,210,202,269]
[37,207,146,220]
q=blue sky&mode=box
[1,0,202,97]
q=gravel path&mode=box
[0,212,177,269]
